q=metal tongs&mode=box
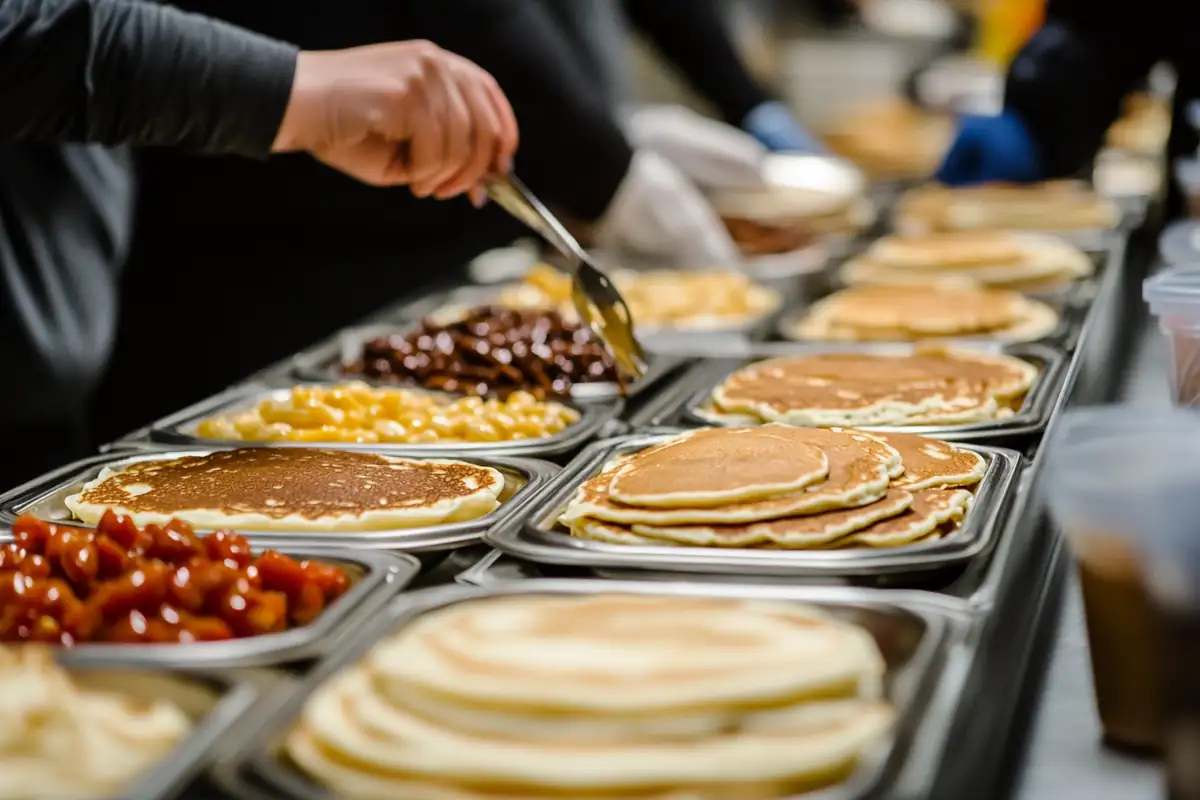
[484,173,648,381]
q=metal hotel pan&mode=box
[0,449,559,554]
[140,381,620,461]
[384,279,801,346]
[287,322,693,405]
[61,666,262,800]
[624,341,1067,444]
[211,579,973,800]
[29,548,419,671]
[484,432,1022,579]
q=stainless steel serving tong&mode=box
[484,173,648,381]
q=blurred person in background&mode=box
[92,0,747,444]
[539,0,823,190]
[936,2,1194,213]
[1,0,518,483]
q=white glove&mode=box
[623,104,767,190]
[594,150,741,267]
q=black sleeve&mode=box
[411,0,634,222]
[622,0,769,126]
[1004,0,1164,178]
[0,0,298,157]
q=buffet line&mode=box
[0,167,1149,800]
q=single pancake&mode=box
[65,448,504,531]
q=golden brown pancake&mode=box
[849,488,972,547]
[65,448,504,531]
[895,182,1119,233]
[710,347,1037,427]
[855,430,987,490]
[605,427,831,508]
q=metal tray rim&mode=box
[485,431,1022,578]
[225,578,972,800]
[42,547,420,670]
[144,382,620,460]
[0,449,559,553]
[628,341,1068,443]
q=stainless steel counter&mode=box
[1013,315,1168,800]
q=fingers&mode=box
[479,71,519,173]
[432,71,502,199]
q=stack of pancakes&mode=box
[789,285,1060,343]
[819,99,953,181]
[894,182,1120,234]
[286,593,894,799]
[561,426,985,551]
[699,347,1038,427]
[64,448,504,531]
[840,231,1094,293]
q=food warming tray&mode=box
[624,341,1068,444]
[484,431,1021,579]
[0,449,559,553]
[211,579,973,800]
[286,323,692,404]
[30,548,419,670]
[135,381,621,461]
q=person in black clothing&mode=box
[91,0,744,446]
[0,0,520,486]
[937,0,1196,215]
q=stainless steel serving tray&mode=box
[484,431,1022,579]
[623,341,1067,444]
[285,322,690,404]
[138,381,620,460]
[32,547,419,670]
[212,579,974,800]
[382,279,801,347]
[0,449,559,553]
[64,665,262,800]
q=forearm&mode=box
[0,0,297,157]
[622,0,768,126]
[1004,1,1159,177]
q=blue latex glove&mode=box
[742,101,825,153]
[936,111,1045,186]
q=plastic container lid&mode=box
[1159,221,1200,266]
[1144,267,1200,327]
[1045,408,1200,595]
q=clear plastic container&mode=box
[1144,268,1200,407]
[1046,408,1200,754]
[1159,221,1200,267]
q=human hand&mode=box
[624,105,766,190]
[594,151,740,266]
[272,40,519,205]
[741,101,825,154]
[935,111,1044,187]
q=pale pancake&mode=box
[710,347,1037,427]
[618,489,913,549]
[849,488,972,547]
[867,231,1029,270]
[855,430,986,491]
[64,448,504,531]
[895,182,1119,234]
[790,285,1060,343]
[561,428,901,526]
[606,427,830,508]
[371,595,884,718]
[287,700,892,799]
[285,594,893,799]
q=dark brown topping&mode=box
[78,449,498,520]
[343,306,618,398]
